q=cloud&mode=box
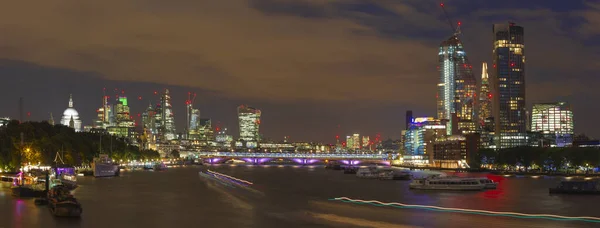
[0,0,598,109]
[0,0,439,107]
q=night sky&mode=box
[1,0,598,143]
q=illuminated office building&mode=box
[478,62,492,127]
[404,117,447,164]
[531,102,574,147]
[437,35,477,135]
[198,118,214,141]
[237,105,261,148]
[492,22,527,148]
[362,136,370,148]
[107,95,136,138]
[160,89,176,141]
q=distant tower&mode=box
[478,62,492,127]
[160,89,176,140]
[492,22,526,148]
[405,110,413,130]
[49,113,55,125]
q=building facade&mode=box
[437,35,477,135]
[404,117,447,165]
[237,105,261,148]
[531,102,574,147]
[492,22,527,148]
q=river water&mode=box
[1,165,599,228]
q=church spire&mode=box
[49,112,55,125]
[68,94,74,108]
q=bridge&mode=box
[184,151,396,165]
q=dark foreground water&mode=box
[1,165,600,228]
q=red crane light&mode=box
[138,96,142,100]
[440,3,444,7]
[457,21,462,26]
[488,93,492,99]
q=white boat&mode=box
[356,167,379,178]
[436,176,498,189]
[92,154,119,177]
[409,175,485,191]
[471,178,497,189]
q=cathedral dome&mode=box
[62,108,80,119]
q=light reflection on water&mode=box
[1,166,598,228]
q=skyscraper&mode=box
[94,94,111,129]
[107,95,136,138]
[142,102,157,140]
[478,62,492,127]
[237,105,261,148]
[160,89,176,141]
[437,35,477,135]
[492,22,526,148]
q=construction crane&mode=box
[439,1,461,36]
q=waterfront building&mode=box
[362,136,370,148]
[198,118,214,141]
[237,105,261,148]
[437,35,477,135]
[432,134,480,169]
[60,94,82,132]
[404,117,447,165]
[215,127,234,148]
[492,22,527,148]
[346,135,353,150]
[530,102,574,147]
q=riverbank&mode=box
[392,164,600,177]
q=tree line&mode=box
[0,120,160,171]
[471,146,600,172]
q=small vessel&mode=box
[92,154,119,177]
[11,174,47,197]
[409,175,485,191]
[47,185,82,217]
[50,152,78,190]
[549,180,600,194]
[154,162,167,171]
[343,166,358,174]
[377,168,412,180]
[356,166,379,178]
[1,175,16,188]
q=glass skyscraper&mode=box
[237,105,261,148]
[437,35,477,135]
[492,22,526,148]
[478,62,492,127]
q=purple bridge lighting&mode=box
[292,158,319,165]
[241,158,272,164]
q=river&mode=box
[1,165,599,228]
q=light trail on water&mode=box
[329,197,600,223]
[207,169,254,185]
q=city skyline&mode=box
[1,1,600,142]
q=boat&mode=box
[154,162,167,171]
[92,154,119,177]
[11,174,47,197]
[409,175,485,191]
[377,169,412,180]
[437,176,497,189]
[356,166,379,178]
[50,152,78,190]
[549,180,600,195]
[343,166,358,174]
[1,175,16,188]
[47,185,82,217]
